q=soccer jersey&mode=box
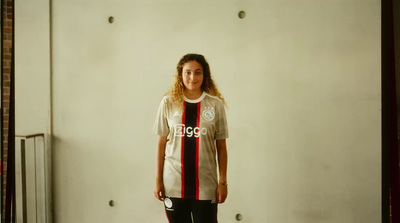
[154,92,228,201]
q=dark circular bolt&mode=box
[108,16,114,23]
[109,200,115,207]
[235,213,243,221]
[238,11,246,19]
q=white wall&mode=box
[17,0,381,222]
[15,0,51,136]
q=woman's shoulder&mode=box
[157,95,170,108]
[161,95,170,101]
[204,93,225,106]
[160,95,179,108]
[204,93,221,102]
[161,95,174,103]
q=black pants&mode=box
[164,197,218,223]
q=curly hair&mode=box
[166,54,225,109]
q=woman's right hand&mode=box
[155,136,167,201]
[154,181,165,201]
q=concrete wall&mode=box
[16,0,381,222]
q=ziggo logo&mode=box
[174,124,207,138]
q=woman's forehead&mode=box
[183,61,203,70]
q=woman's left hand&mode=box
[216,184,228,203]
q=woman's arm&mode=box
[216,139,228,203]
[154,135,167,201]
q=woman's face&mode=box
[182,60,204,92]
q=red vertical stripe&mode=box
[181,102,186,198]
[195,102,201,199]
[165,208,171,223]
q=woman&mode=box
[154,54,229,223]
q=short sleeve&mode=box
[215,101,229,140]
[154,97,170,136]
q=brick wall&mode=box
[2,0,13,220]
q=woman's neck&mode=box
[184,90,203,100]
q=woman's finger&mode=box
[154,190,161,201]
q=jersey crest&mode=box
[202,107,215,121]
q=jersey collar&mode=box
[183,91,206,103]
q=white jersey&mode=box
[154,92,228,201]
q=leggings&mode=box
[164,197,218,223]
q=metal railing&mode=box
[15,134,48,223]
